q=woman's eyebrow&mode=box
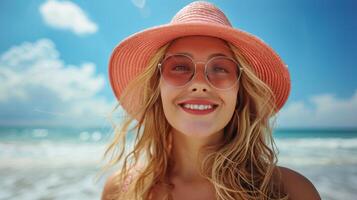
[173,52,229,59]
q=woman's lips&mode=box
[178,98,218,115]
[178,104,218,115]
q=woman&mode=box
[101,1,321,199]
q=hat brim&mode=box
[109,22,290,117]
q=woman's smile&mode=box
[177,99,219,115]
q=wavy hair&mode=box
[98,38,289,200]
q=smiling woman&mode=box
[100,1,320,200]
[159,36,240,139]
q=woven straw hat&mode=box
[109,1,290,117]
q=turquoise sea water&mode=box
[0,127,356,200]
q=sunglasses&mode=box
[158,53,244,90]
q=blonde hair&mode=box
[98,38,288,200]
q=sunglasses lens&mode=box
[206,57,240,89]
[160,55,194,86]
[160,55,240,89]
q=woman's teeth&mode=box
[182,104,214,110]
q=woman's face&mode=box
[159,36,239,138]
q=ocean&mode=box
[0,127,356,200]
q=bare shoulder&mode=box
[275,166,321,200]
[101,173,121,200]
[101,166,142,200]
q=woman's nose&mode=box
[188,63,210,91]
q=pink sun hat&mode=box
[109,1,291,117]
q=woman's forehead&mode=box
[165,36,234,59]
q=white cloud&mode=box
[276,91,357,128]
[39,0,98,35]
[130,0,150,18]
[131,0,146,9]
[0,39,119,127]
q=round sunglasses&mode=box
[158,53,244,90]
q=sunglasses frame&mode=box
[158,53,244,91]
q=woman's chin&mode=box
[176,125,220,139]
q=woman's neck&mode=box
[169,129,223,182]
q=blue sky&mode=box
[0,0,356,128]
